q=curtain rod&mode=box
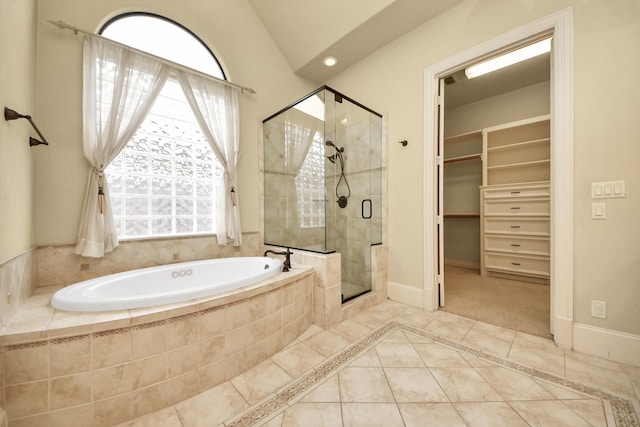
[47,19,256,94]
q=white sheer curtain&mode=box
[176,70,242,246]
[75,35,170,257]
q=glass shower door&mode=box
[333,95,382,303]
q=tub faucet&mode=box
[263,248,292,272]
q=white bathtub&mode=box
[51,257,284,312]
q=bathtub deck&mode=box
[1,265,312,343]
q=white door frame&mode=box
[423,8,574,349]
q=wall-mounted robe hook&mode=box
[4,107,50,147]
[398,140,408,146]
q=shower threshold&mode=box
[342,282,371,304]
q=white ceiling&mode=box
[248,0,550,107]
[248,0,466,82]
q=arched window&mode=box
[101,14,225,238]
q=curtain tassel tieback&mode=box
[94,168,105,214]
[230,187,236,207]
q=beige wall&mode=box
[0,0,37,262]
[327,1,640,335]
[33,0,315,246]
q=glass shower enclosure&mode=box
[263,86,382,303]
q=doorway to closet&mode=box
[424,9,574,349]
[439,39,552,339]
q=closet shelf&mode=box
[487,159,550,171]
[487,138,550,152]
[444,213,480,218]
[444,153,482,164]
[444,130,482,144]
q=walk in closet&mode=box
[444,114,550,283]
[442,113,552,337]
[443,115,551,284]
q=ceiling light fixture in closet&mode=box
[465,37,551,79]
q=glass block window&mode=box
[106,78,224,238]
[101,13,226,239]
[295,133,326,228]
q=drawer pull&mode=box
[510,225,521,229]
[511,262,521,266]
[510,207,521,210]
[511,191,521,195]
[510,244,521,247]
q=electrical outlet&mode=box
[591,300,607,319]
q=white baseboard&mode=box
[388,281,423,309]
[573,322,640,367]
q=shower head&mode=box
[325,140,344,152]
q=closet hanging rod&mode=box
[47,19,256,94]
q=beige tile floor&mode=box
[117,300,640,427]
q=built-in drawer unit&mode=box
[483,198,550,216]
[484,235,550,256]
[483,217,550,236]
[480,181,550,283]
[481,183,551,199]
[484,252,550,278]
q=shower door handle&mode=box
[362,199,372,219]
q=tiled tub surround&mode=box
[273,244,388,329]
[0,250,37,329]
[0,265,313,427]
[0,234,259,331]
[37,233,260,289]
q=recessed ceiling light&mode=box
[465,38,551,79]
[323,56,338,67]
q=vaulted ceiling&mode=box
[247,0,466,82]
[247,0,550,108]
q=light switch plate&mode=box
[592,202,606,219]
[592,181,626,199]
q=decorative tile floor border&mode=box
[225,321,640,427]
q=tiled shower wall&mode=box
[262,171,325,249]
